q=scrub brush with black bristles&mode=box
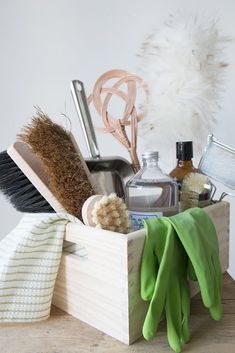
[18,110,96,219]
[0,150,54,213]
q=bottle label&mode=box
[129,211,163,231]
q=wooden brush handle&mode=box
[82,194,103,226]
[7,142,65,213]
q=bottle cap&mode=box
[142,151,159,160]
[176,141,193,160]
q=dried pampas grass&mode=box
[137,14,230,170]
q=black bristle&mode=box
[0,151,55,213]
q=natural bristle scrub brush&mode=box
[0,149,54,213]
[18,110,95,218]
[82,193,130,233]
[181,172,213,211]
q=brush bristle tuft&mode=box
[18,111,94,218]
[0,151,54,213]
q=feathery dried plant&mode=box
[137,14,230,169]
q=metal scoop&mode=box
[71,80,134,198]
[198,134,235,200]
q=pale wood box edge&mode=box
[52,201,230,345]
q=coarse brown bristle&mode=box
[18,111,94,218]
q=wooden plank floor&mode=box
[0,273,234,353]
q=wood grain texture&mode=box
[7,142,65,212]
[52,201,230,345]
[53,224,129,343]
[0,274,234,353]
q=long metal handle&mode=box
[219,191,235,201]
[71,80,100,159]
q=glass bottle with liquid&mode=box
[169,141,198,186]
[126,151,179,231]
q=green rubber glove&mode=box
[141,207,223,353]
[141,218,190,353]
[168,207,223,320]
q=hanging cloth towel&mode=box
[0,212,82,322]
[141,207,222,353]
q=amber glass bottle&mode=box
[169,141,198,186]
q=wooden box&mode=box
[52,202,230,344]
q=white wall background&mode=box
[0,0,235,277]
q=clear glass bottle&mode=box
[126,151,179,231]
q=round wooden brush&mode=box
[82,193,130,233]
[18,110,95,219]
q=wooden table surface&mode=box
[0,273,234,353]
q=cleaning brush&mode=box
[7,141,65,213]
[0,150,54,213]
[181,172,213,211]
[82,193,130,233]
[18,110,95,218]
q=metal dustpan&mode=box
[71,80,134,198]
[198,134,235,199]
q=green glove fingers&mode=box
[168,213,214,308]
[141,220,169,302]
[141,218,190,348]
[142,220,176,340]
[165,280,183,353]
[140,227,159,301]
[209,254,223,320]
[164,279,190,352]
[180,279,190,344]
[142,287,166,340]
[168,208,222,315]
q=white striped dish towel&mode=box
[0,212,82,322]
